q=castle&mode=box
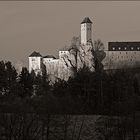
[29,17,140,81]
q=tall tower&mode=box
[81,17,92,45]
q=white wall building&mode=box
[29,52,42,75]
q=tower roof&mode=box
[81,17,92,24]
[29,51,42,57]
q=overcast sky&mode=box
[0,1,140,67]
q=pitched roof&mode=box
[81,17,92,24]
[29,51,42,57]
[43,55,56,59]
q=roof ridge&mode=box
[81,17,92,24]
[29,51,42,57]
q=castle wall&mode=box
[43,58,59,77]
[29,46,140,82]
[107,51,140,69]
[58,50,73,80]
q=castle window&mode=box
[118,47,121,50]
[126,52,128,54]
[32,58,35,61]
[112,47,115,50]
[120,52,121,54]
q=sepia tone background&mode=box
[0,1,140,68]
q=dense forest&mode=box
[0,60,139,114]
[0,60,139,139]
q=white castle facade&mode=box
[29,17,140,81]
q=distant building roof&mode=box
[108,42,140,51]
[29,51,42,57]
[81,17,92,24]
[43,55,56,59]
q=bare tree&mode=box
[91,39,106,72]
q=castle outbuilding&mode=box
[103,42,140,69]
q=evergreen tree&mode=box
[5,61,17,95]
[18,67,33,97]
[41,64,50,95]
[0,61,6,94]
[0,61,17,96]
[25,64,51,97]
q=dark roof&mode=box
[43,55,56,59]
[29,51,42,57]
[81,17,92,24]
[108,42,140,51]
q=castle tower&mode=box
[29,51,42,75]
[81,17,92,45]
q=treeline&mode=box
[0,61,50,98]
[0,60,139,115]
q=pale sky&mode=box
[0,1,140,67]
